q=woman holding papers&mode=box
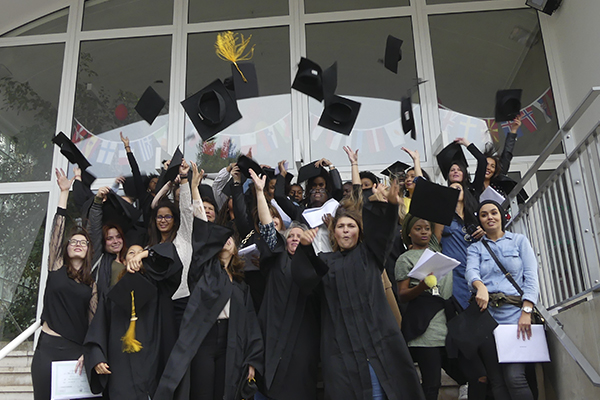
[292,179,424,400]
[249,169,320,400]
[395,214,452,400]
[32,169,97,400]
[465,200,539,400]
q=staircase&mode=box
[0,341,34,400]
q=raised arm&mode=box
[177,160,194,238]
[273,165,301,221]
[48,168,74,271]
[402,147,422,178]
[88,186,110,266]
[190,161,207,221]
[456,137,487,196]
[499,117,521,175]
[343,146,361,185]
[121,132,146,202]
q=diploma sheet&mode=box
[493,324,550,363]
[51,360,101,400]
[407,249,460,281]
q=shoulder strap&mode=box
[481,239,524,296]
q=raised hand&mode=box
[401,147,419,161]
[95,186,110,200]
[179,159,190,176]
[277,160,288,177]
[119,131,130,149]
[231,164,242,183]
[454,137,471,147]
[55,168,74,192]
[249,169,266,191]
[300,227,319,246]
[343,146,359,165]
[510,116,522,133]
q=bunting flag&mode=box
[484,118,500,144]
[520,106,537,132]
[533,88,553,123]
[500,121,524,138]
[72,119,93,144]
[136,135,155,162]
[96,140,118,164]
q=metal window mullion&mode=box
[291,0,309,170]
[556,175,584,293]
[539,192,567,302]
[549,183,576,297]
[168,0,188,155]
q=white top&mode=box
[217,299,231,320]
[172,184,194,300]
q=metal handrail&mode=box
[0,319,40,361]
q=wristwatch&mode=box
[522,306,533,314]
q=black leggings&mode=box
[409,347,445,400]
[31,332,84,400]
[190,319,229,400]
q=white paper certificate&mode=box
[51,360,101,400]
[493,324,551,363]
[302,198,340,228]
[239,243,261,271]
[407,248,461,281]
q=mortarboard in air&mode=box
[292,58,324,102]
[135,86,166,125]
[401,96,416,139]
[384,35,403,74]
[436,142,468,180]
[495,89,522,122]
[237,155,265,179]
[81,169,96,187]
[409,178,459,226]
[52,132,92,170]
[446,302,498,360]
[297,161,328,184]
[322,61,338,103]
[107,271,157,314]
[181,79,242,141]
[318,95,361,136]
[381,160,411,177]
[156,147,183,192]
[232,62,259,100]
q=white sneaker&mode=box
[458,383,468,400]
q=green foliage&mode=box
[196,139,241,173]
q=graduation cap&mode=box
[81,169,96,187]
[263,167,276,181]
[103,191,141,235]
[322,61,338,103]
[495,89,522,122]
[122,176,138,199]
[359,171,380,185]
[318,95,361,136]
[155,147,183,192]
[199,184,218,207]
[409,178,459,226]
[381,161,410,178]
[237,155,264,179]
[436,142,468,180]
[107,272,157,353]
[384,35,403,74]
[401,97,416,139]
[292,58,323,101]
[52,132,91,170]
[297,161,328,184]
[221,178,234,198]
[231,62,259,100]
[181,79,242,141]
[446,302,498,360]
[135,86,166,125]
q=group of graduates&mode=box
[32,112,541,400]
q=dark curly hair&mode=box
[147,200,180,247]
[63,228,94,286]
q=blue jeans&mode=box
[369,363,387,400]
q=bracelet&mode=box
[124,146,130,149]
[351,163,357,166]
[179,173,188,179]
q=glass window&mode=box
[305,0,409,14]
[305,18,424,168]
[73,36,172,178]
[1,8,68,38]
[189,0,288,23]
[430,9,560,157]
[82,0,174,31]
[184,27,292,173]
[427,0,492,4]
[0,44,65,183]
[0,193,48,342]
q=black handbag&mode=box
[481,240,544,324]
[235,365,258,400]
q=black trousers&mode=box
[31,332,84,400]
[190,319,229,400]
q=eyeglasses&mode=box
[68,239,89,247]
[156,215,174,221]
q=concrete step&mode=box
[0,350,34,368]
[0,386,33,400]
[0,366,33,386]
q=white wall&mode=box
[540,0,600,153]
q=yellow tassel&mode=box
[121,291,142,353]
[215,31,255,83]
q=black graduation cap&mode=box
[322,61,337,103]
[263,167,276,181]
[107,272,157,313]
[318,95,361,136]
[237,155,264,179]
[199,183,219,210]
[155,147,183,192]
[381,161,410,177]
[181,79,242,141]
[123,176,137,199]
[232,62,259,100]
[135,86,166,125]
[436,142,468,180]
[52,132,91,170]
[446,302,498,360]
[292,58,323,102]
[401,97,416,139]
[81,169,96,187]
[495,89,522,122]
[409,178,459,226]
[221,178,234,198]
[384,35,403,74]
[297,161,327,184]
[493,176,530,203]
[103,191,141,233]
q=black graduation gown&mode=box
[257,234,320,400]
[153,218,264,400]
[83,243,182,399]
[292,203,425,400]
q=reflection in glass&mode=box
[189,0,288,23]
[185,27,292,173]
[429,9,559,156]
[1,8,68,37]
[305,0,409,14]
[0,193,48,341]
[427,0,491,4]
[0,44,65,183]
[306,18,424,166]
[83,0,174,31]
[73,36,172,178]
